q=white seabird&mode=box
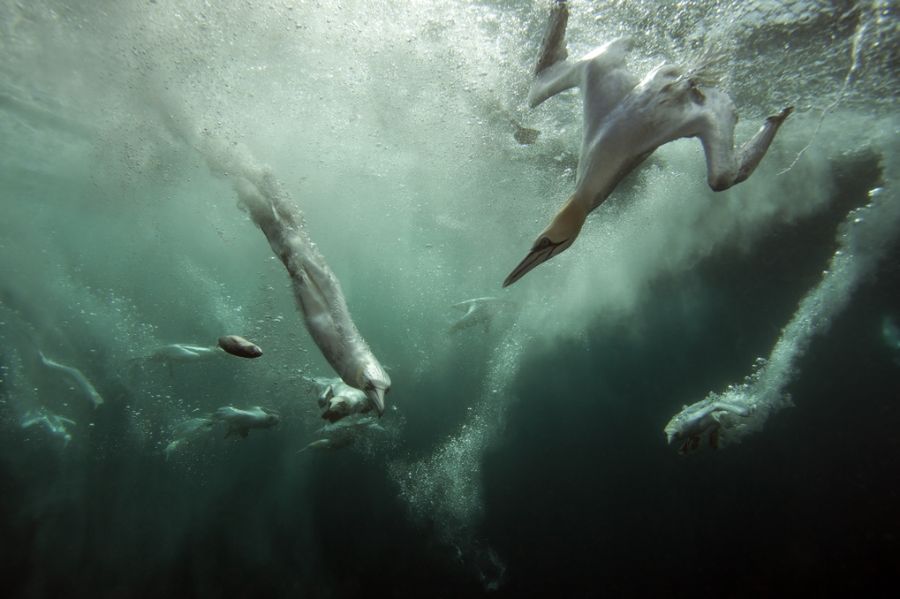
[503,0,793,286]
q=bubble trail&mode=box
[665,166,899,452]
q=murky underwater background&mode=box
[1,0,898,596]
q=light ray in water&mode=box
[1,0,898,594]
[777,2,876,176]
[390,329,523,590]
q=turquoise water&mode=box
[1,1,898,596]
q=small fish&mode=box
[163,416,216,459]
[212,405,280,439]
[512,120,540,145]
[144,343,222,362]
[298,413,386,455]
[217,335,263,359]
[296,437,354,454]
[449,297,516,334]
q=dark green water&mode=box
[1,1,898,597]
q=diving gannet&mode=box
[38,351,104,408]
[21,409,76,446]
[155,109,391,414]
[235,170,391,415]
[503,0,793,287]
[664,397,751,454]
[308,376,372,423]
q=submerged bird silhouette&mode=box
[38,350,104,408]
[503,0,793,287]
[21,409,76,446]
[449,297,516,334]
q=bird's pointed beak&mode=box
[366,387,386,416]
[502,238,564,287]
